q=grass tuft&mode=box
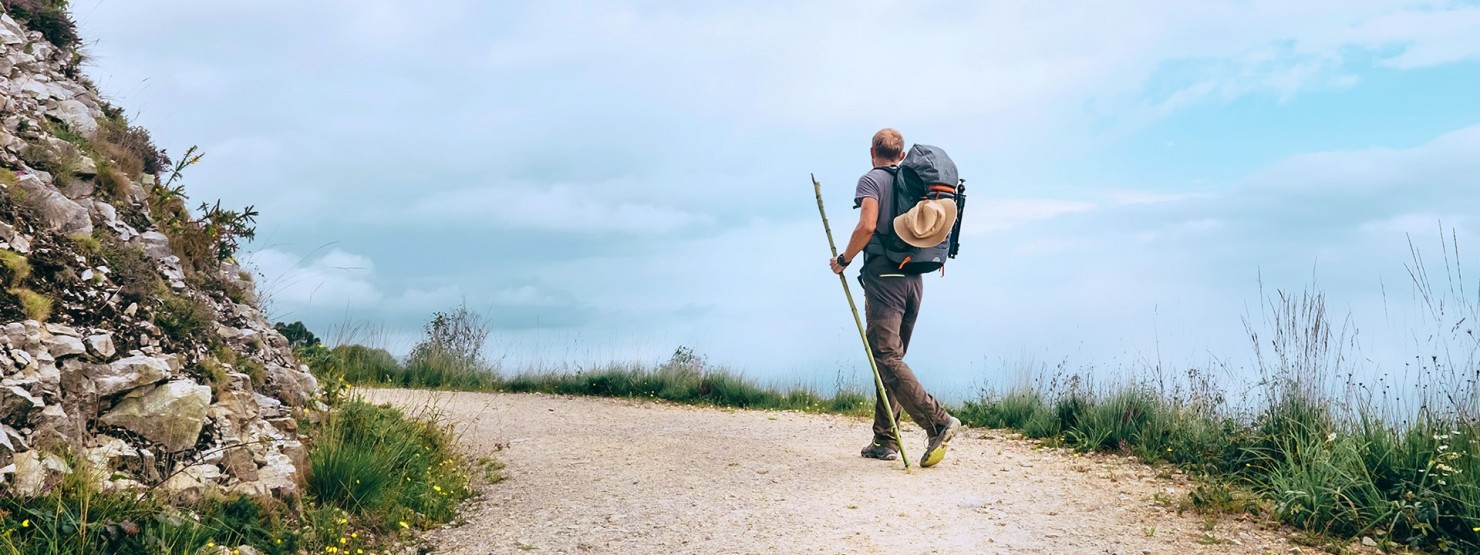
[7,287,50,321]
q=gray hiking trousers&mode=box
[858,256,952,447]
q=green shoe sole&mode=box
[920,445,946,467]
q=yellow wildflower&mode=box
[398,521,410,529]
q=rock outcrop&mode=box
[0,14,321,500]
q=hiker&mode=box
[828,128,962,467]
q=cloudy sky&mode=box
[72,1,1480,397]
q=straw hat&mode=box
[892,198,957,248]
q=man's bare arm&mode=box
[830,198,878,273]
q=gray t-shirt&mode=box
[853,167,895,240]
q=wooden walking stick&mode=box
[812,173,910,471]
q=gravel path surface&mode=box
[364,388,1319,555]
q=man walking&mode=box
[828,128,962,468]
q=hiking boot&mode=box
[860,442,899,461]
[920,416,961,468]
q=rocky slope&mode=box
[0,12,322,501]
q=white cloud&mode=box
[405,184,711,234]
[245,248,383,311]
[968,199,1098,234]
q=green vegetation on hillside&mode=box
[0,395,479,555]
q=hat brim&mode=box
[892,199,957,249]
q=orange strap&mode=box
[897,256,912,270]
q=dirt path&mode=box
[365,389,1314,555]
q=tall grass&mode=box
[305,399,473,534]
[954,236,1480,553]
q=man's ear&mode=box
[869,147,878,159]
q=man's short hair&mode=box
[872,128,904,160]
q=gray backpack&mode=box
[868,144,966,275]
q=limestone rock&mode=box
[0,422,24,452]
[233,450,299,498]
[137,231,172,261]
[220,446,258,482]
[42,334,85,359]
[60,177,94,199]
[85,332,115,359]
[9,348,32,369]
[0,385,41,421]
[254,393,286,419]
[93,355,170,397]
[58,358,99,412]
[8,450,70,498]
[15,173,91,236]
[85,435,138,470]
[46,99,98,138]
[100,380,211,452]
[0,15,26,45]
[75,155,98,177]
[30,404,73,451]
[160,463,221,502]
[264,364,319,407]
[89,200,138,241]
[43,323,79,337]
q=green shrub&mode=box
[333,344,403,384]
[94,232,162,304]
[1,0,79,49]
[153,293,213,346]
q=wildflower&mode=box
[341,537,348,545]
[434,485,442,492]
[339,518,349,524]
[20,520,28,528]
[1326,432,1337,443]
[206,541,215,548]
[352,532,359,538]
[399,521,410,529]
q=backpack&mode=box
[867,144,967,275]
